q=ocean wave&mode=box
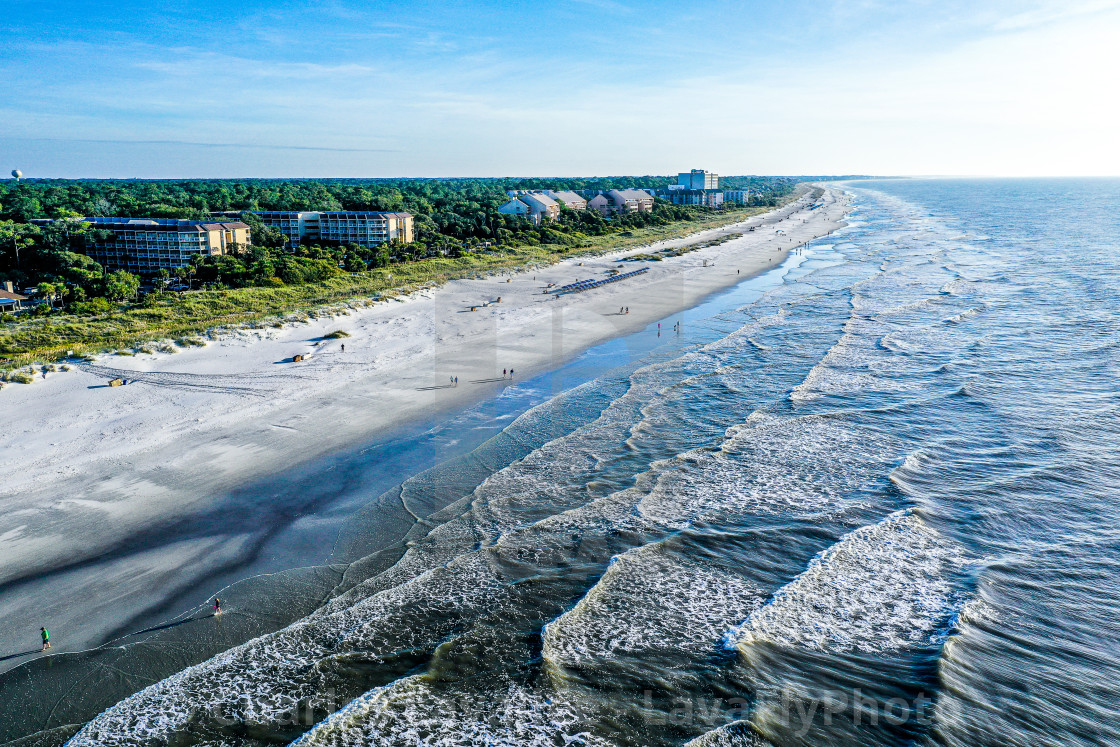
[790,317,924,403]
[542,544,763,670]
[637,413,896,528]
[729,511,972,654]
[294,679,612,747]
[685,722,776,747]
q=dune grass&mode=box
[0,204,778,368]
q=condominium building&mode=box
[35,217,251,274]
[497,198,532,221]
[252,211,414,248]
[607,189,655,212]
[251,211,320,247]
[724,189,751,204]
[668,189,725,208]
[498,194,559,225]
[678,169,719,190]
[519,193,561,223]
[507,189,587,210]
[544,190,587,210]
[587,194,614,217]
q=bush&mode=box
[3,370,34,384]
[324,330,350,339]
[72,298,113,315]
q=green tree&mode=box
[2,186,43,222]
[36,281,66,308]
[0,220,38,268]
[102,270,140,301]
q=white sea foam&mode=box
[294,678,612,747]
[730,511,972,654]
[944,305,983,324]
[543,544,763,668]
[685,722,775,747]
[637,413,895,528]
[69,552,518,746]
[791,312,929,402]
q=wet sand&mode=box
[0,187,851,682]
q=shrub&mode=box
[72,298,113,315]
[324,330,350,339]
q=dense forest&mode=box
[0,176,796,315]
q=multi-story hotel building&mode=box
[36,217,251,274]
[252,211,414,248]
[677,169,719,190]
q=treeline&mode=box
[181,198,706,292]
[0,176,796,314]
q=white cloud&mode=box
[993,0,1120,30]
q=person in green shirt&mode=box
[40,627,50,651]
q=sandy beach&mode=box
[0,186,850,672]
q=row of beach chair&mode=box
[550,268,648,296]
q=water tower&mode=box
[10,169,21,183]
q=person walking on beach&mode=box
[213,597,222,616]
[40,627,50,651]
[341,344,345,353]
[503,369,507,378]
[509,369,515,380]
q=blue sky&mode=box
[3,0,1119,178]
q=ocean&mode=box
[21,178,1120,745]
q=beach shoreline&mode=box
[0,186,851,674]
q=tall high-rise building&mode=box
[677,169,719,190]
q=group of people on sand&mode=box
[502,368,515,380]
[619,307,630,315]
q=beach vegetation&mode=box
[2,369,34,384]
[324,330,350,339]
[0,177,803,368]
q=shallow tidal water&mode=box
[24,178,1120,746]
